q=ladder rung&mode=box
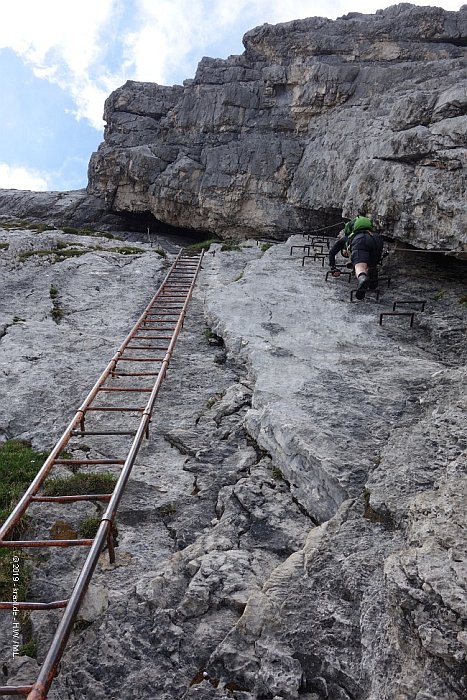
[132,336,171,340]
[31,494,112,503]
[117,357,165,361]
[0,685,33,695]
[98,387,152,392]
[53,458,125,464]
[112,372,160,377]
[0,599,69,610]
[125,346,168,351]
[72,430,137,436]
[85,407,144,412]
[0,539,93,548]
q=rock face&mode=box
[86,3,467,249]
[1,221,466,699]
[0,188,123,231]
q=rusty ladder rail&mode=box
[0,249,204,699]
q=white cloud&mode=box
[0,164,50,191]
[0,0,115,71]
[0,0,118,129]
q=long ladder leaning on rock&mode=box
[0,249,204,699]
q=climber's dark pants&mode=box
[350,231,383,267]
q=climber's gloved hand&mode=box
[330,267,341,278]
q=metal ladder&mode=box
[0,250,203,698]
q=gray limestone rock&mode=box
[0,188,122,231]
[85,4,467,250]
[0,6,465,252]
[1,225,465,699]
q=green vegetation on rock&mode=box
[43,472,118,496]
[0,440,48,600]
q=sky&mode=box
[0,0,463,192]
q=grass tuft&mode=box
[220,240,241,252]
[51,306,64,322]
[185,238,221,252]
[42,472,117,497]
[19,639,37,658]
[0,440,48,524]
[0,440,47,600]
[108,246,144,255]
[78,517,102,539]
[18,247,90,263]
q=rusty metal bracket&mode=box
[379,312,415,327]
[306,236,332,249]
[392,300,427,312]
[302,253,327,267]
[290,244,311,256]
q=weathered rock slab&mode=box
[85,4,467,250]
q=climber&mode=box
[328,214,383,299]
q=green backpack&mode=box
[344,216,374,239]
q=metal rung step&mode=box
[0,539,93,548]
[116,357,165,362]
[112,372,159,377]
[0,599,68,610]
[125,345,168,350]
[133,337,171,341]
[85,407,144,412]
[379,312,416,328]
[98,387,152,392]
[72,430,137,436]
[31,494,112,503]
[0,685,33,695]
[132,335,171,340]
[392,300,426,311]
[53,458,126,465]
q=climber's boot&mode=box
[355,273,369,300]
[368,267,379,290]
